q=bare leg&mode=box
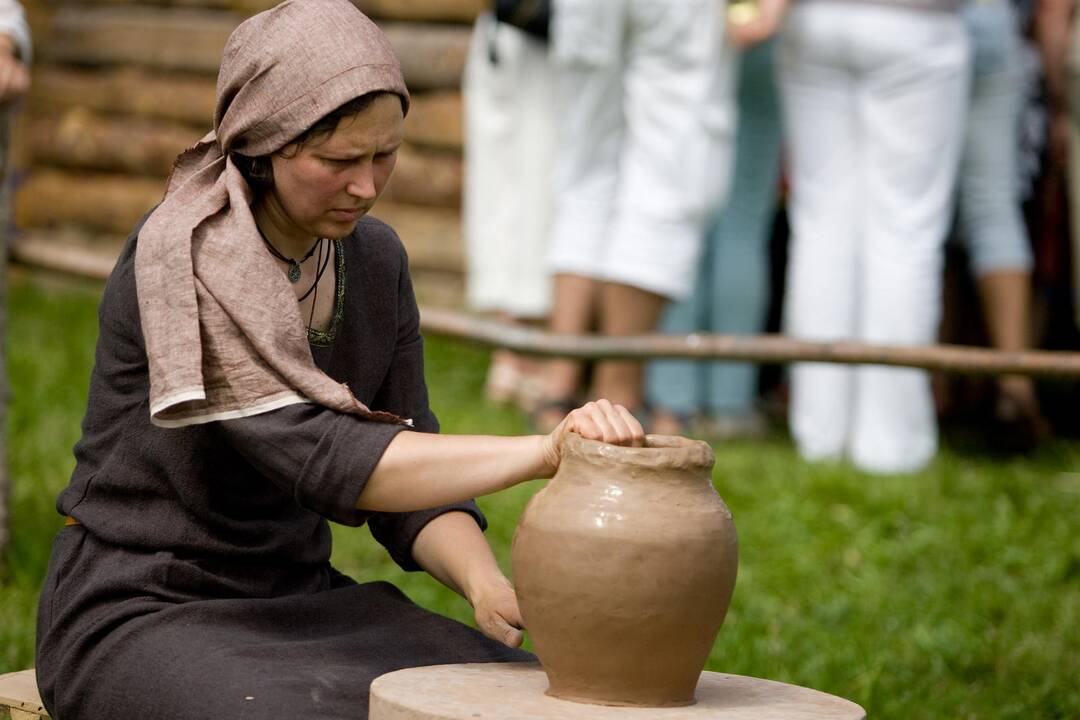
[484,312,523,404]
[977,270,1035,395]
[976,269,1047,436]
[533,274,598,431]
[593,282,667,409]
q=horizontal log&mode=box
[368,202,463,273]
[16,169,163,236]
[354,0,483,24]
[86,0,277,11]
[79,0,481,21]
[24,106,460,199]
[411,268,466,309]
[419,310,1080,378]
[30,67,460,148]
[405,91,462,150]
[383,23,471,90]
[30,66,217,127]
[43,7,470,90]
[25,108,202,176]
[14,171,462,273]
[45,7,240,75]
[10,230,466,309]
[383,145,462,208]
[10,231,125,281]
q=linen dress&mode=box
[35,214,531,720]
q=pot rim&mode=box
[561,432,715,472]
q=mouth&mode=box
[329,208,364,221]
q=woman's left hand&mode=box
[469,574,525,648]
[540,399,646,477]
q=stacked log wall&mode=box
[12,0,479,305]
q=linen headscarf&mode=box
[135,0,410,427]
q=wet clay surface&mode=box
[511,434,739,707]
[368,663,867,719]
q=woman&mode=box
[34,3,643,718]
[646,29,782,440]
[739,0,971,473]
[535,0,735,430]
[956,0,1046,447]
[463,8,555,410]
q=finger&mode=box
[566,405,607,443]
[614,404,646,446]
[581,402,622,444]
[594,399,636,446]
[482,611,524,648]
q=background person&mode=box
[463,9,555,410]
[745,0,971,473]
[647,30,782,440]
[0,0,29,103]
[535,0,735,431]
[954,0,1048,447]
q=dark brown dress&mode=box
[35,215,530,720]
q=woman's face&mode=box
[268,93,404,240]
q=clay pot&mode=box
[511,432,738,707]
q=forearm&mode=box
[359,431,551,512]
[411,510,506,599]
[412,510,525,647]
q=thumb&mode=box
[485,611,525,648]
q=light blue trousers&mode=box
[646,41,782,418]
[959,0,1033,276]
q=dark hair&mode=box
[232,90,404,191]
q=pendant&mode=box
[288,263,302,283]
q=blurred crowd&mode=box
[464,0,1080,474]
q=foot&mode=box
[991,379,1050,453]
[484,352,521,405]
[701,409,768,441]
[650,409,690,437]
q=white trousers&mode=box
[779,1,970,474]
[463,14,556,319]
[547,0,735,300]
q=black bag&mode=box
[494,0,551,41]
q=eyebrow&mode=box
[320,145,400,160]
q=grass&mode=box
[2,274,1079,718]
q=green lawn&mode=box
[3,275,1079,718]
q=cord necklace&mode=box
[257,225,323,283]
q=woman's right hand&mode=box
[539,399,645,477]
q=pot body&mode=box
[511,433,738,707]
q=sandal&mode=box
[990,386,1050,455]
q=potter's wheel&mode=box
[369,662,866,719]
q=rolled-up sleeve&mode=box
[218,403,406,527]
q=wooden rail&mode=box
[419,308,1080,378]
[10,243,1080,378]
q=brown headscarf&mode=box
[135,0,410,427]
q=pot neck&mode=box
[559,433,715,477]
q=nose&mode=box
[345,159,377,200]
